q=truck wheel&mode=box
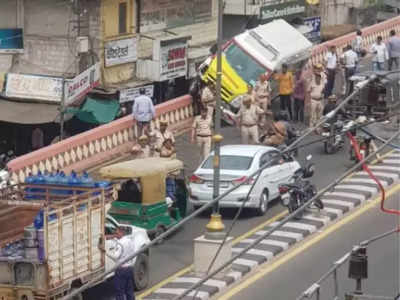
[133,254,149,291]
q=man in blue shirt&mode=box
[132,88,155,137]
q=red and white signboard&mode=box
[154,37,190,81]
[65,63,100,105]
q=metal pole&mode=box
[60,77,66,141]
[206,0,225,234]
[333,269,339,300]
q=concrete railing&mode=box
[8,95,193,184]
[7,17,400,183]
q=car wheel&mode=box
[133,253,149,291]
[256,189,268,216]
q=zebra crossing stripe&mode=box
[302,214,331,225]
[234,258,259,268]
[358,171,399,180]
[155,288,209,299]
[325,191,365,200]
[271,221,317,233]
[323,206,343,217]
[172,277,227,289]
[371,165,400,172]
[232,248,274,259]
[383,159,400,164]
[346,178,388,187]
[270,230,304,241]
[227,271,242,281]
[322,199,355,208]
[335,184,377,194]
[240,238,290,250]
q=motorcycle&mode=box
[278,155,323,219]
[343,117,372,163]
[321,119,344,154]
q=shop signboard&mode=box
[154,37,190,81]
[303,16,321,43]
[260,0,306,23]
[0,28,24,53]
[65,63,100,105]
[140,0,212,33]
[5,73,63,102]
[119,85,154,103]
[104,37,138,67]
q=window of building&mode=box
[119,2,127,34]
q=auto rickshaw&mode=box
[99,157,188,240]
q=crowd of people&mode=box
[130,29,400,162]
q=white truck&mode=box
[0,183,150,300]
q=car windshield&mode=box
[202,155,253,170]
[224,43,267,86]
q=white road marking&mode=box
[270,230,304,241]
[172,277,227,289]
[324,191,365,200]
[227,271,242,281]
[335,184,377,194]
[302,214,331,225]
[323,207,343,217]
[271,221,317,233]
[358,171,399,180]
[234,258,260,267]
[383,159,400,164]
[322,199,355,208]
[240,238,289,250]
[232,248,274,259]
[346,178,388,186]
[370,166,400,172]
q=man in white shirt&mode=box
[341,45,358,96]
[370,36,388,71]
[132,88,156,138]
[324,45,337,98]
[352,30,363,57]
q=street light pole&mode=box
[206,0,225,236]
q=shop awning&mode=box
[68,97,120,124]
[0,98,60,124]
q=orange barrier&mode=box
[7,17,400,183]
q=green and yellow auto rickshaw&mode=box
[99,157,188,240]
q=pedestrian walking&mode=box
[341,45,358,96]
[154,120,175,154]
[273,63,294,120]
[352,30,363,58]
[132,135,152,159]
[387,29,400,71]
[254,74,271,111]
[191,107,213,162]
[293,70,306,123]
[236,97,264,144]
[132,88,155,138]
[370,36,388,71]
[201,81,216,119]
[324,45,338,98]
[308,72,327,132]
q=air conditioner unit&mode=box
[77,36,89,53]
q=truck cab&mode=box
[200,19,313,112]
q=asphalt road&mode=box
[225,191,400,300]
[84,57,400,299]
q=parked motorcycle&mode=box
[343,117,372,163]
[321,119,344,154]
[278,155,323,219]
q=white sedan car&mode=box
[189,145,301,215]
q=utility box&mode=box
[77,36,89,53]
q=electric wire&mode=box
[173,127,400,300]
[63,77,373,300]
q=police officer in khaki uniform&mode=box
[131,135,152,159]
[201,81,216,118]
[160,138,176,159]
[191,107,213,162]
[236,97,264,144]
[154,120,175,154]
[254,74,271,111]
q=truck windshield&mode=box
[224,43,267,86]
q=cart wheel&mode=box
[154,225,166,244]
[133,253,149,291]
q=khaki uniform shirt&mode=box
[136,145,152,159]
[254,81,271,100]
[309,78,327,100]
[192,116,213,136]
[160,146,176,158]
[237,105,264,126]
[201,86,215,105]
[154,129,175,151]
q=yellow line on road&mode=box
[137,211,287,299]
[138,149,397,299]
[218,183,400,300]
